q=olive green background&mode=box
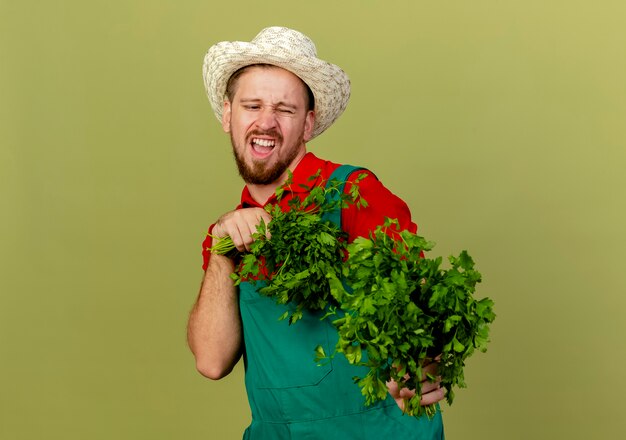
[2,1,625,438]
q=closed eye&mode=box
[277,107,296,115]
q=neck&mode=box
[246,150,307,205]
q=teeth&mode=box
[253,138,275,147]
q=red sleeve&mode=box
[341,171,417,243]
[201,224,216,272]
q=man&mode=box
[187,27,445,439]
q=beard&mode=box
[231,129,304,185]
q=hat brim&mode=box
[203,40,350,140]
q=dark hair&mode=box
[225,64,315,112]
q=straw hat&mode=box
[202,26,351,140]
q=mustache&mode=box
[246,129,283,143]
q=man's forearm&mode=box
[187,253,243,379]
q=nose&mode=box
[255,107,277,131]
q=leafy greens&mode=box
[209,172,495,418]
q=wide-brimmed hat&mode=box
[202,26,351,140]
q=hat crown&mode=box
[252,26,318,57]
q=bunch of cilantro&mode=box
[210,173,495,417]
[210,170,367,324]
[322,218,495,417]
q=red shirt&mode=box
[201,152,417,271]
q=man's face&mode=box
[222,66,315,185]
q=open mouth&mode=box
[250,137,277,158]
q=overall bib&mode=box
[238,166,445,439]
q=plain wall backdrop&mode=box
[2,1,625,438]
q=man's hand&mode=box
[212,207,272,252]
[386,358,446,413]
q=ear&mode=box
[221,101,231,133]
[303,110,315,142]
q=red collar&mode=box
[239,152,327,208]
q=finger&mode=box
[235,221,252,252]
[233,218,255,251]
[385,379,400,396]
[420,386,446,406]
[229,227,248,252]
[238,210,271,250]
[420,378,441,394]
[399,387,415,399]
[217,210,262,251]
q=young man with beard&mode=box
[187,27,445,439]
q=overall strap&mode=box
[321,165,365,228]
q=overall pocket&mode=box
[239,282,334,389]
